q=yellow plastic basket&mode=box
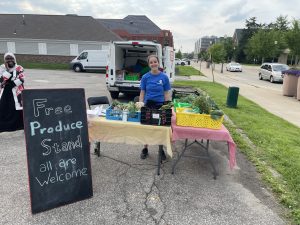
[176,108,223,129]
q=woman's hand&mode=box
[135,102,145,109]
[2,71,12,80]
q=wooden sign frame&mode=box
[22,88,93,213]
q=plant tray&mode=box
[176,108,223,129]
[140,107,172,126]
[106,106,141,122]
[172,89,200,100]
[173,99,192,112]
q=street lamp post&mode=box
[273,40,278,63]
[209,40,212,68]
[233,46,235,61]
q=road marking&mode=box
[33,80,50,83]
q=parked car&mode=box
[175,58,186,66]
[258,63,289,83]
[226,62,242,72]
[182,58,191,65]
[70,50,108,72]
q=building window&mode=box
[38,43,47,55]
[7,42,16,53]
[165,32,168,37]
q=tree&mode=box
[175,50,182,59]
[222,37,234,62]
[198,50,209,61]
[209,43,226,64]
[208,43,226,79]
[245,17,262,30]
[183,52,194,59]
[274,15,290,31]
[285,19,300,65]
[245,29,284,63]
[236,17,261,63]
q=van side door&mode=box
[261,64,268,79]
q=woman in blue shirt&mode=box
[137,55,171,159]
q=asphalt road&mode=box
[0,69,287,225]
[211,63,283,92]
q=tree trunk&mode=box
[199,60,202,73]
[211,63,215,83]
[295,56,299,65]
[221,63,224,73]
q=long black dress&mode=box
[0,78,24,132]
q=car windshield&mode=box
[273,65,289,71]
[231,63,240,66]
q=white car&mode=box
[258,63,289,83]
[175,58,186,66]
[226,62,242,72]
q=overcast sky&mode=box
[1,0,299,52]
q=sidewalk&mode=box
[186,62,300,128]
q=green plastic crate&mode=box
[173,99,192,112]
[124,73,139,81]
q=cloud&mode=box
[1,0,300,52]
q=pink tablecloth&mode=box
[171,115,236,169]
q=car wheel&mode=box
[270,76,274,83]
[110,91,119,99]
[181,62,185,66]
[73,64,82,72]
[259,73,263,80]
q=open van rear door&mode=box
[163,46,175,82]
[106,43,115,86]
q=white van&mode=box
[106,41,175,99]
[70,50,108,72]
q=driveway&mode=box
[0,69,286,224]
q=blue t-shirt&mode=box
[140,71,171,104]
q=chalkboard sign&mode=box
[22,88,93,213]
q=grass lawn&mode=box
[176,65,204,76]
[174,80,300,224]
[19,62,69,70]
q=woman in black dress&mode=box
[0,53,25,132]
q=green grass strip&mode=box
[19,62,69,70]
[175,65,204,76]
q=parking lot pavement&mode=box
[0,69,287,224]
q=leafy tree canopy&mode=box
[175,50,182,59]
[285,19,300,60]
[208,43,226,63]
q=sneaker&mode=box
[161,150,166,161]
[140,148,149,159]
